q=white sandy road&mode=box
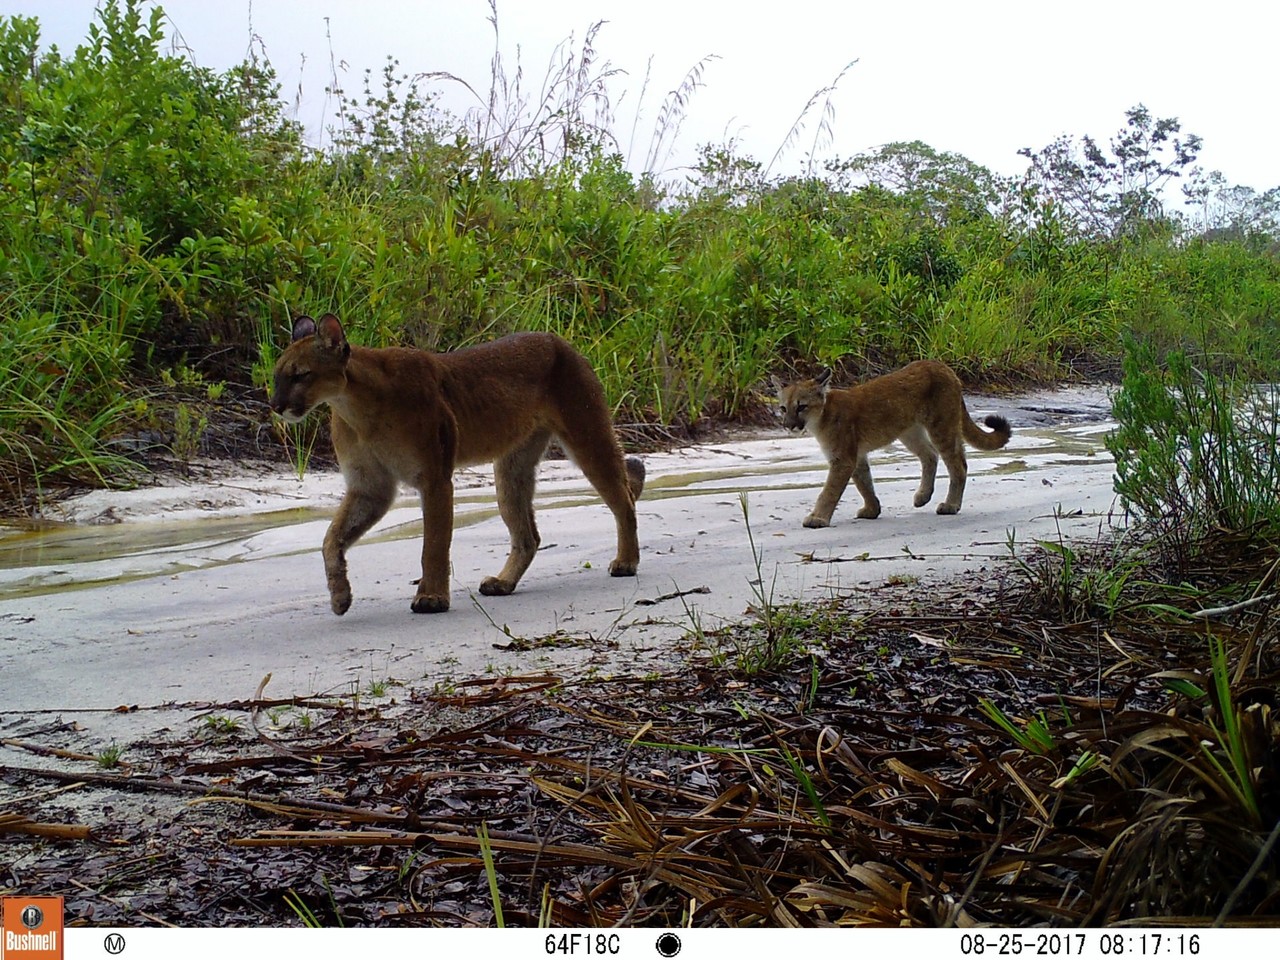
[0,387,1121,747]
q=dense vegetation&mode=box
[1,0,1278,510]
[3,1,1278,926]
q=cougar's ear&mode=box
[315,313,351,358]
[769,374,785,396]
[815,367,833,388]
[291,315,317,342]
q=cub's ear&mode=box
[291,315,317,342]
[315,313,350,356]
[769,374,785,395]
[814,367,833,387]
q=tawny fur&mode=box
[774,360,1011,528]
[269,313,644,615]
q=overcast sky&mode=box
[10,0,1278,191]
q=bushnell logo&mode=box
[1,896,63,960]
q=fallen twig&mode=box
[0,812,93,840]
[1,739,99,762]
[1190,592,1277,619]
[634,586,711,606]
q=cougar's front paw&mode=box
[936,502,960,516]
[479,576,516,597]
[608,559,638,577]
[410,593,450,613]
[856,504,881,520]
[802,514,830,529]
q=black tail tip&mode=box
[984,414,1012,434]
[624,455,646,498]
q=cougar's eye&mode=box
[796,403,808,414]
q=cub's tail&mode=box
[625,455,646,500]
[963,412,1012,451]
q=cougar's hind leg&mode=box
[546,345,642,576]
[411,468,456,613]
[324,472,397,615]
[850,456,882,520]
[933,432,969,515]
[899,425,939,509]
[556,427,641,577]
[480,429,551,597]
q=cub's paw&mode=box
[410,593,450,614]
[936,503,960,516]
[608,559,638,578]
[913,492,934,508]
[802,514,830,529]
[855,505,881,520]
[479,576,517,597]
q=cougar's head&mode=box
[773,367,831,432]
[268,313,351,422]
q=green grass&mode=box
[3,1,1280,508]
[1108,337,1280,569]
[201,715,241,735]
[977,698,1059,756]
[95,743,125,769]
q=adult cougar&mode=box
[269,314,644,614]
[774,360,1011,527]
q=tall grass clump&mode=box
[1107,337,1280,569]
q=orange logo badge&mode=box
[1,897,63,960]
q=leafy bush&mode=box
[0,2,297,500]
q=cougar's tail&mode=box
[963,412,1012,451]
[625,456,646,500]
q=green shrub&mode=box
[1107,337,1280,567]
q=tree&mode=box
[1183,168,1280,243]
[687,139,766,204]
[825,140,1005,227]
[1018,104,1202,241]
